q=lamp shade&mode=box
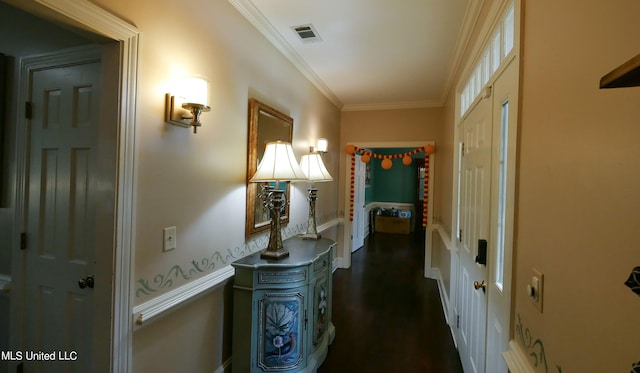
[300,153,333,182]
[250,141,307,182]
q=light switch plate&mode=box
[163,226,177,252]
[531,268,544,313]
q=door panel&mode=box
[24,58,102,373]
[456,94,492,373]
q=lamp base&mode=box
[260,189,289,260]
[260,248,290,260]
[299,232,321,240]
[299,187,321,241]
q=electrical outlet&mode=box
[163,226,177,252]
[526,268,544,313]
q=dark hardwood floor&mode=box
[318,231,463,373]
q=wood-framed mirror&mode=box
[245,98,294,237]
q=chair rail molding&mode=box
[133,266,235,330]
[503,340,536,373]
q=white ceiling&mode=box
[230,0,473,111]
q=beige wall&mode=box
[87,0,341,370]
[514,0,640,370]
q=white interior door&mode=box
[352,154,365,252]
[20,48,112,373]
[456,93,492,373]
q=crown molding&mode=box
[342,99,443,112]
[440,0,485,104]
[228,0,343,109]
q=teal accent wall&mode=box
[365,182,374,204]
[368,148,423,204]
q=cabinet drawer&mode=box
[258,269,307,285]
[313,253,329,274]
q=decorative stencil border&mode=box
[625,266,640,297]
[135,212,337,298]
[627,266,640,373]
[515,314,563,373]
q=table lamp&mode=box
[250,141,307,259]
[299,152,333,240]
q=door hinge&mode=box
[456,314,460,328]
[25,101,32,119]
[459,229,462,242]
[20,232,27,250]
[461,142,465,155]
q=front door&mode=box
[456,91,492,373]
[455,59,519,373]
[18,47,114,373]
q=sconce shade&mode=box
[165,76,210,133]
[300,153,333,182]
[250,141,307,182]
[316,138,328,153]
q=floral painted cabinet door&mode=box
[311,253,331,348]
[257,290,306,371]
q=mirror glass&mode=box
[246,98,293,237]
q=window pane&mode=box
[503,4,515,57]
[456,141,463,241]
[492,30,501,73]
[495,101,509,291]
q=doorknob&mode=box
[473,280,486,293]
[78,275,95,289]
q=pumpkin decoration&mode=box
[345,144,355,155]
[381,158,392,170]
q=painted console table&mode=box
[232,237,336,372]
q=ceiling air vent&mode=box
[292,24,322,43]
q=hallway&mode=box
[318,232,463,372]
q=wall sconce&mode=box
[313,138,328,154]
[165,76,211,133]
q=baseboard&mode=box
[213,357,232,373]
[0,274,10,296]
[133,266,235,329]
[333,257,343,272]
[430,268,451,325]
[503,340,536,373]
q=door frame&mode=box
[341,141,435,270]
[351,153,365,253]
[9,1,139,372]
